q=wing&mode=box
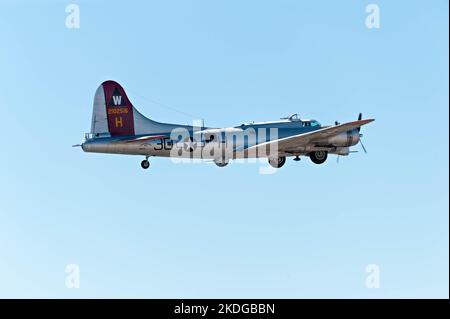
[242,119,374,154]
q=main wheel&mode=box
[214,159,229,167]
[268,156,286,168]
[309,151,328,164]
[141,159,150,169]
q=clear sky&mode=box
[0,0,448,298]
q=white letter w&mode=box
[113,96,122,105]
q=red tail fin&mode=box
[102,80,135,136]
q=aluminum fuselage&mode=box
[81,120,329,159]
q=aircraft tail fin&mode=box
[90,80,178,137]
[91,80,135,137]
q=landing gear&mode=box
[309,151,328,164]
[293,155,301,162]
[141,159,150,169]
[214,158,229,167]
[215,161,228,167]
[268,156,286,168]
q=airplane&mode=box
[76,80,374,169]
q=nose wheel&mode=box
[141,159,150,169]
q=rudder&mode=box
[91,80,135,137]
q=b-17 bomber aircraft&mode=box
[76,81,374,169]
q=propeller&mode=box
[335,113,369,164]
[360,138,367,154]
[357,113,362,132]
[357,113,368,153]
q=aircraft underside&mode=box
[81,138,351,169]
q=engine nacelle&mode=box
[328,129,360,147]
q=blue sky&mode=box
[0,0,448,298]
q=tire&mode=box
[309,151,328,164]
[214,159,229,167]
[268,156,286,168]
[141,160,150,169]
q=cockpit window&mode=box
[302,120,320,127]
